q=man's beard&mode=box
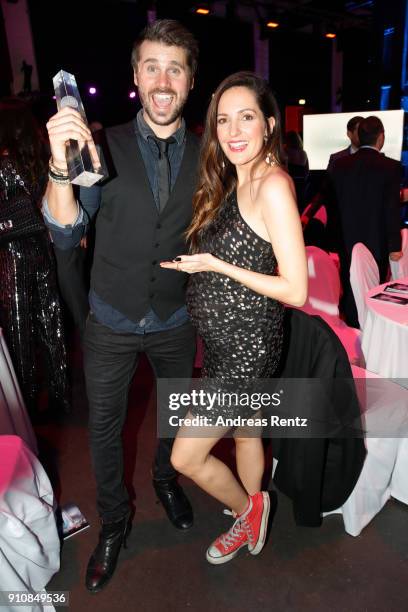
[139,88,188,126]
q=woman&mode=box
[0,98,69,416]
[161,72,307,564]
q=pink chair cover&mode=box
[299,246,364,365]
[390,228,408,279]
[0,328,37,454]
[349,243,379,329]
[302,203,328,227]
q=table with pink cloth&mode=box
[361,277,408,379]
[0,435,60,610]
[0,328,37,453]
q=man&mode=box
[327,115,363,171]
[301,115,364,231]
[328,115,402,326]
[44,20,199,592]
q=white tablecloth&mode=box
[0,436,60,611]
[361,277,408,379]
[0,329,37,454]
[324,367,408,536]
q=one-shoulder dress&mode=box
[186,190,284,418]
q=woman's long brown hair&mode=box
[187,72,285,252]
[0,97,49,201]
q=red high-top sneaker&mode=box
[240,491,270,555]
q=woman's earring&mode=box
[221,159,226,169]
[265,151,276,166]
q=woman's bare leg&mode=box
[234,436,264,496]
[171,417,248,516]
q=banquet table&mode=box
[361,277,408,380]
[0,328,37,453]
[323,366,408,536]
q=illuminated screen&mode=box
[303,109,404,170]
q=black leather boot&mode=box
[153,477,193,530]
[85,513,130,593]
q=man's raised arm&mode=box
[45,107,93,224]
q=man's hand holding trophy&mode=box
[47,70,105,188]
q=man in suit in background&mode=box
[301,115,364,234]
[329,115,402,326]
[327,115,363,171]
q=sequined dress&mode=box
[0,158,68,411]
[186,190,284,418]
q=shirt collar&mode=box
[136,109,186,146]
[359,145,379,152]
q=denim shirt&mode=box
[43,110,189,333]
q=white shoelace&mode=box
[219,518,246,549]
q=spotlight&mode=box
[324,24,337,39]
[266,21,279,29]
[129,91,136,99]
[89,87,97,95]
[195,3,210,15]
[298,99,306,105]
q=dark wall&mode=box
[28,0,146,125]
[0,3,13,97]
[267,30,332,116]
[341,29,375,111]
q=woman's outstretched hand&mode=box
[160,253,216,274]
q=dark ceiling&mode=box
[190,0,374,32]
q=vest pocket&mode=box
[98,254,127,271]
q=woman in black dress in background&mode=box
[0,98,69,415]
[161,73,307,565]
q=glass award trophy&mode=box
[53,70,105,187]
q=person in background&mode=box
[284,130,310,212]
[301,115,364,229]
[0,97,69,417]
[329,116,402,326]
[327,115,363,171]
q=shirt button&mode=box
[156,223,161,229]
[152,260,157,265]
[151,277,156,282]
[155,243,160,248]
[149,293,154,299]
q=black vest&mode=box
[91,121,200,322]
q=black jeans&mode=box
[83,313,196,522]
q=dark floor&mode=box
[36,345,408,612]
